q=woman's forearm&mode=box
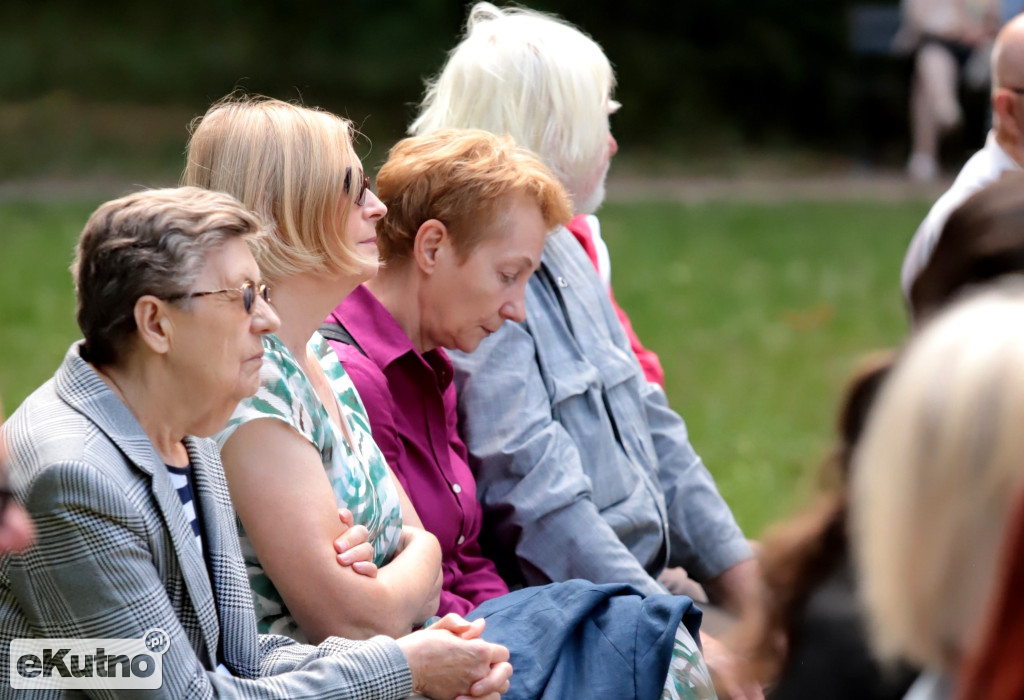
[221,421,443,644]
[288,525,442,643]
[374,526,443,627]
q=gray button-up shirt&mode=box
[451,227,752,597]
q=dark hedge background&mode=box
[3,0,984,177]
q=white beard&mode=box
[574,164,609,215]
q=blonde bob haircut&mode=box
[851,282,1024,670]
[375,128,572,265]
[182,95,372,280]
[409,2,616,210]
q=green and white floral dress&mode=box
[663,625,717,699]
[214,332,403,642]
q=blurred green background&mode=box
[1,0,986,180]
[0,1,944,535]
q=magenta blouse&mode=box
[325,285,510,616]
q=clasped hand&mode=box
[332,510,513,698]
[400,614,512,700]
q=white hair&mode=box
[410,2,617,214]
[851,282,1024,671]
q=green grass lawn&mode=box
[598,199,928,535]
[0,196,930,536]
[0,200,93,414]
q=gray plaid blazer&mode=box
[0,344,414,698]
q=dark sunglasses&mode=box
[168,280,271,315]
[344,166,370,207]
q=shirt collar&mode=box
[987,130,1023,173]
[329,284,454,389]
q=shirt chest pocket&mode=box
[537,334,645,510]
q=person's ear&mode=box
[134,296,173,355]
[413,219,448,275]
[994,90,1021,140]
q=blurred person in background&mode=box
[901,12,1024,299]
[943,178,1024,698]
[900,0,1001,182]
[737,171,1024,699]
[908,173,1024,697]
[851,284,1024,700]
[731,355,917,700]
[909,170,1024,321]
[0,186,499,699]
[410,1,757,632]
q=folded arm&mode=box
[221,418,442,643]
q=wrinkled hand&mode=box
[333,508,377,578]
[430,616,509,698]
[398,622,512,700]
[702,633,763,700]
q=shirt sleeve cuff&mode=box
[691,537,755,582]
[320,634,414,700]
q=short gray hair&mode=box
[72,186,260,366]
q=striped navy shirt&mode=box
[165,463,233,676]
[166,463,203,556]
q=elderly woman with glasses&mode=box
[0,186,508,699]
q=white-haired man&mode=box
[902,12,1024,300]
[412,1,757,635]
